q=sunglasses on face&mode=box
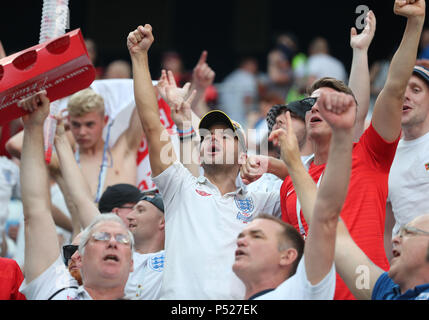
[63,244,79,264]
[299,97,318,108]
[91,231,131,245]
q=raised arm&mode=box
[334,218,384,300]
[349,10,376,141]
[128,25,177,177]
[190,50,215,117]
[372,0,426,142]
[303,91,355,285]
[271,91,356,285]
[54,117,99,229]
[19,91,60,283]
[157,70,200,177]
[115,104,144,155]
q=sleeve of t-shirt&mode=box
[359,123,400,172]
[256,257,336,300]
[261,190,281,218]
[152,161,195,214]
[371,272,395,300]
[297,257,336,300]
[19,255,78,300]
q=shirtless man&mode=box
[7,88,143,203]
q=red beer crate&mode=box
[0,28,95,125]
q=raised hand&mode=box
[350,10,376,50]
[18,90,50,126]
[192,50,216,90]
[317,91,357,131]
[268,111,301,168]
[394,0,426,18]
[0,40,6,59]
[158,70,196,128]
[240,154,269,185]
[127,24,154,56]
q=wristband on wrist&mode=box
[177,127,196,141]
[179,131,196,141]
[176,127,194,134]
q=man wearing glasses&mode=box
[16,93,134,299]
[334,214,429,300]
[52,118,166,299]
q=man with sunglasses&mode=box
[240,10,376,189]
[16,93,134,299]
[279,0,426,300]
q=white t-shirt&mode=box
[388,132,429,236]
[124,250,164,300]
[255,257,336,300]
[20,256,91,300]
[153,162,281,300]
[0,157,19,247]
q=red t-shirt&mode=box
[0,258,26,300]
[280,124,399,300]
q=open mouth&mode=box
[402,105,412,111]
[310,116,323,123]
[235,249,246,258]
[208,144,221,154]
[392,249,400,258]
[103,254,119,262]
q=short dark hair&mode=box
[307,77,358,105]
[255,214,304,277]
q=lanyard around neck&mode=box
[75,120,114,203]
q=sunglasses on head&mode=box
[63,244,79,264]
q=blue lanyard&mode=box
[75,120,114,203]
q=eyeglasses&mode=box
[63,244,79,262]
[91,231,131,245]
[398,225,429,238]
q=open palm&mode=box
[350,10,376,50]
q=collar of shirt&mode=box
[248,288,275,300]
[397,282,429,299]
[197,175,247,197]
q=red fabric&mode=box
[0,258,26,300]
[280,124,400,300]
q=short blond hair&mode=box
[67,88,105,117]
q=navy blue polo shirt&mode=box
[372,272,429,300]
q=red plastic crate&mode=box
[0,29,95,125]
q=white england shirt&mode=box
[124,250,165,300]
[19,256,92,300]
[255,257,336,300]
[153,161,281,300]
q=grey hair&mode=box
[78,213,135,255]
